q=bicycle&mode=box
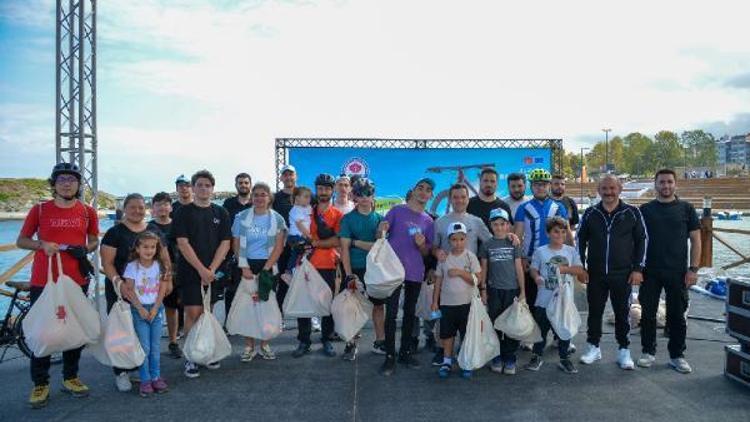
[426,163,495,215]
[0,281,33,362]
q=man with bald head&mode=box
[576,174,647,370]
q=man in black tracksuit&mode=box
[638,169,701,374]
[577,175,647,370]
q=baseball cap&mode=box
[447,222,467,238]
[175,174,190,185]
[414,177,436,190]
[489,208,510,222]
[280,164,296,174]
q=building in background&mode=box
[716,134,750,167]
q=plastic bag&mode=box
[331,287,373,342]
[457,288,500,370]
[282,258,332,318]
[90,280,145,368]
[415,282,434,320]
[364,238,405,299]
[226,277,282,340]
[183,285,232,365]
[546,279,581,341]
[213,299,226,326]
[493,298,536,340]
[23,254,101,357]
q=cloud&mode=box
[725,73,750,90]
[700,113,750,138]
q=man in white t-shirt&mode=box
[503,172,530,217]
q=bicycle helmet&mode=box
[528,168,552,183]
[352,178,375,197]
[50,162,82,182]
[314,173,336,188]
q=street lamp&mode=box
[602,128,612,173]
[580,147,589,204]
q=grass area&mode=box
[0,178,117,211]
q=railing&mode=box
[0,243,33,298]
[699,197,750,270]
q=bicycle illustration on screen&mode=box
[426,163,495,215]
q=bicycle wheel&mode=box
[12,305,33,359]
[429,189,451,215]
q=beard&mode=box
[318,194,332,203]
[481,186,494,196]
[237,188,251,197]
[510,191,524,200]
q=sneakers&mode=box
[61,378,90,397]
[322,341,337,357]
[241,347,256,363]
[139,382,154,398]
[525,354,543,371]
[490,357,504,374]
[259,344,277,360]
[617,349,635,370]
[115,372,132,392]
[28,384,49,409]
[432,350,444,367]
[342,343,358,361]
[292,342,311,358]
[461,369,473,379]
[398,352,421,369]
[151,378,169,394]
[372,340,387,355]
[312,317,322,332]
[438,363,452,379]
[503,361,517,375]
[669,358,693,374]
[580,343,602,365]
[184,361,200,378]
[168,342,182,359]
[206,361,221,370]
[379,355,396,376]
[636,354,656,368]
[558,359,578,374]
[568,343,577,354]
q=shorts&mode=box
[180,270,221,307]
[163,270,181,309]
[353,268,385,306]
[439,304,471,340]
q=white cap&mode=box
[447,222,468,238]
[280,164,296,174]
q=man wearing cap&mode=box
[333,175,355,214]
[273,164,297,311]
[221,173,253,319]
[466,167,514,230]
[377,178,435,375]
[292,173,344,358]
[503,172,529,217]
[171,174,193,218]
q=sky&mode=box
[1,0,749,195]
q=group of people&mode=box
[16,161,701,408]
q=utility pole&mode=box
[580,147,589,203]
[602,128,612,173]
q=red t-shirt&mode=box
[309,205,343,270]
[20,200,99,287]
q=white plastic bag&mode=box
[282,258,332,318]
[458,288,500,370]
[226,277,282,340]
[213,299,226,326]
[415,282,434,320]
[493,298,536,340]
[364,237,405,299]
[331,287,373,342]
[546,279,581,341]
[91,280,145,368]
[23,254,101,357]
[183,285,232,365]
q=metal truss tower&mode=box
[55,0,97,207]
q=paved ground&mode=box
[1,290,748,422]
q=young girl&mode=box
[282,186,312,282]
[123,231,170,397]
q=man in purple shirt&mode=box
[377,178,435,376]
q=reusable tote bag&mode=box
[282,257,332,318]
[183,285,232,365]
[364,237,405,299]
[546,277,581,341]
[91,280,145,368]
[493,298,536,340]
[457,287,500,370]
[226,277,283,341]
[331,287,373,342]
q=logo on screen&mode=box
[342,157,370,178]
[524,156,545,165]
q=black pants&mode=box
[384,281,421,357]
[275,245,291,313]
[587,272,631,349]
[297,269,337,345]
[523,268,538,312]
[487,287,521,362]
[223,265,242,320]
[532,306,570,359]
[640,269,688,359]
[29,284,88,386]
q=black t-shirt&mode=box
[272,190,293,225]
[147,220,176,264]
[556,196,580,228]
[222,196,252,226]
[172,203,232,283]
[102,223,149,277]
[466,196,514,230]
[640,198,700,272]
[170,200,191,219]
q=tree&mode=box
[681,130,716,168]
[622,132,654,176]
[651,130,683,170]
[609,136,625,173]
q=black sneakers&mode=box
[398,352,421,369]
[168,342,182,359]
[292,342,311,358]
[379,355,396,376]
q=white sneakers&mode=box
[669,358,692,374]
[617,349,635,370]
[114,372,132,392]
[637,354,656,368]
[579,344,602,365]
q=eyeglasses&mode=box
[56,175,78,184]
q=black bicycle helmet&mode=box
[314,173,336,188]
[50,162,82,182]
[352,177,375,197]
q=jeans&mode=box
[532,306,570,360]
[297,269,337,345]
[587,272,631,349]
[384,281,421,357]
[29,284,88,386]
[131,304,164,382]
[285,235,306,273]
[486,287,521,363]
[639,269,689,359]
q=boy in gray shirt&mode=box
[479,208,525,375]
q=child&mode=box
[479,208,525,375]
[123,231,170,397]
[431,222,482,379]
[525,216,586,374]
[282,186,313,282]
